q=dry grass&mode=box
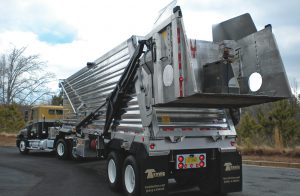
[239,145,300,158]
[0,132,17,146]
[243,155,300,163]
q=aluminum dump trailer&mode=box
[43,3,292,196]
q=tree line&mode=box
[0,46,62,133]
[0,46,55,105]
[237,98,300,148]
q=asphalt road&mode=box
[0,146,299,196]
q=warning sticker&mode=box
[145,184,166,193]
[161,116,170,124]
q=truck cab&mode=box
[16,105,64,154]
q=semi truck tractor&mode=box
[17,3,291,196]
[16,105,63,154]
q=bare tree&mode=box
[0,46,54,105]
[291,78,299,96]
[291,78,299,104]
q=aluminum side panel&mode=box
[61,36,143,132]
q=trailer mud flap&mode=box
[139,155,169,196]
[220,151,242,193]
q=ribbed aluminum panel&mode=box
[61,36,142,132]
[154,107,235,137]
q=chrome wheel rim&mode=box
[57,142,65,156]
[108,159,116,183]
[19,141,26,151]
[124,165,135,193]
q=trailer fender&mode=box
[129,142,169,196]
[107,139,124,152]
[219,150,243,193]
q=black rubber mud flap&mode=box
[132,143,168,196]
[220,151,243,193]
[140,155,168,196]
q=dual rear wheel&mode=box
[106,151,139,196]
[56,139,77,160]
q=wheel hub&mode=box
[124,165,135,193]
[57,143,65,156]
[19,141,26,151]
[108,159,116,183]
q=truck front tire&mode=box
[107,151,123,191]
[18,139,29,154]
[56,139,69,160]
[122,155,139,196]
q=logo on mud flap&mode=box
[224,162,240,172]
[145,169,165,179]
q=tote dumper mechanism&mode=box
[17,3,291,196]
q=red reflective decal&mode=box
[190,39,197,58]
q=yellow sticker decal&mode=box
[161,115,170,124]
[161,31,167,40]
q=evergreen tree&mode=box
[51,90,63,106]
[0,104,25,133]
[269,100,300,147]
[238,99,300,147]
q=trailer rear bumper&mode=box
[170,148,242,193]
[138,146,242,195]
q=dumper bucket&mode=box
[150,8,291,108]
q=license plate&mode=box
[176,153,206,169]
[186,157,198,164]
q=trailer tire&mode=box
[18,139,29,154]
[122,155,139,196]
[67,140,78,160]
[56,139,69,160]
[107,151,123,191]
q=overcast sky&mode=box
[0,0,299,94]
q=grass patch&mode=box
[0,132,17,146]
[239,145,300,158]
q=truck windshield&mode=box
[48,109,63,115]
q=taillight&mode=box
[199,155,205,161]
[178,163,184,169]
[149,143,155,149]
[199,161,205,167]
[178,156,184,162]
